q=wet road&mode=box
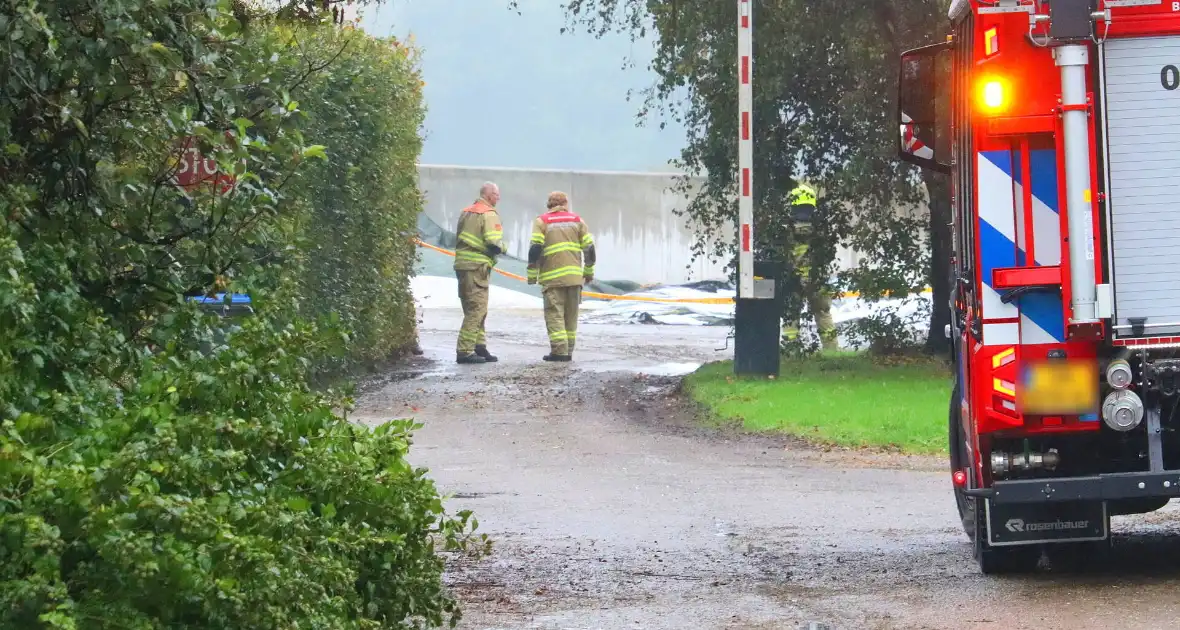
[354,307,1180,630]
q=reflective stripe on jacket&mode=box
[527,206,596,288]
[454,199,504,271]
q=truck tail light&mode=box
[993,377,1016,396]
[984,27,999,57]
[981,79,1007,111]
[992,347,1016,368]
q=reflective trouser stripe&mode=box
[783,291,837,350]
[456,269,490,353]
[543,285,581,356]
[459,329,485,343]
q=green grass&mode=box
[683,353,954,454]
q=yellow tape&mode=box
[415,239,931,305]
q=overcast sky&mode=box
[357,0,686,172]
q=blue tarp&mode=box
[187,293,253,305]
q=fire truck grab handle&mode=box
[999,285,1062,305]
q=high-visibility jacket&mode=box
[788,183,817,224]
[453,199,504,271]
[788,184,819,275]
[788,183,817,206]
[526,206,596,288]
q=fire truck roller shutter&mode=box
[1102,35,1180,338]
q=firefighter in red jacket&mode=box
[527,191,596,361]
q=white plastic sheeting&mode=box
[412,273,933,350]
[581,286,737,326]
[582,284,931,329]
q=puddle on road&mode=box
[577,361,702,377]
[393,360,702,382]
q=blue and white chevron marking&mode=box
[978,150,1065,347]
[1017,149,1065,346]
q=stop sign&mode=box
[172,136,236,194]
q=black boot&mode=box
[543,354,571,362]
[475,344,498,362]
[457,352,487,365]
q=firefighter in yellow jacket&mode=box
[453,182,504,364]
[783,183,838,351]
[527,191,596,362]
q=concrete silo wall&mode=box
[417,164,731,286]
[417,164,883,287]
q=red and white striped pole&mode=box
[736,0,754,298]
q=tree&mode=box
[546,0,952,354]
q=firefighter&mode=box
[453,182,504,364]
[783,182,838,352]
[526,191,596,362]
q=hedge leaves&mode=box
[0,1,481,628]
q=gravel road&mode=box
[353,307,1180,630]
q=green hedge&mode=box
[290,27,426,375]
[0,2,479,628]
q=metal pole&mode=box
[732,0,778,377]
[737,0,754,298]
[1055,43,1098,324]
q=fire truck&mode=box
[898,0,1180,573]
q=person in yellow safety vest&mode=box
[453,182,505,364]
[526,191,596,362]
[783,182,838,352]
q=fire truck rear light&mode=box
[982,80,1006,111]
[993,378,1015,396]
[992,347,1015,368]
[984,27,999,57]
[953,470,968,487]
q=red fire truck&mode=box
[898,0,1180,573]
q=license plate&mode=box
[1018,359,1098,415]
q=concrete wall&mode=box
[418,164,731,286]
[417,164,916,286]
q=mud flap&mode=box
[984,499,1108,547]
